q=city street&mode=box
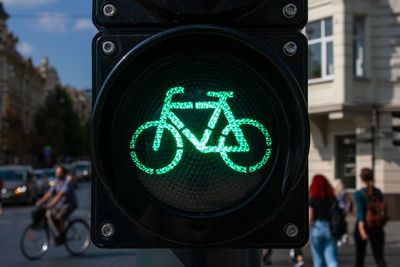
[0,183,399,267]
[0,183,136,267]
[0,0,399,266]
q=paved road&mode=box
[0,183,399,267]
[0,183,137,267]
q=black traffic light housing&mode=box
[93,0,307,29]
[92,1,309,248]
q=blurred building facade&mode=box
[39,56,60,95]
[0,3,46,163]
[38,57,91,122]
[65,86,91,123]
[308,0,400,218]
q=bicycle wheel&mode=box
[219,119,272,173]
[64,219,90,256]
[20,224,49,260]
[130,121,183,175]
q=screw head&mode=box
[102,41,116,56]
[101,223,115,238]
[282,4,298,19]
[103,4,117,17]
[284,223,299,238]
[283,41,298,57]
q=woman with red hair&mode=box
[309,175,339,267]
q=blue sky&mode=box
[2,0,95,89]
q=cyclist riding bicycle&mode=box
[35,165,78,244]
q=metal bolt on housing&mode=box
[102,41,117,56]
[284,223,299,238]
[101,223,115,238]
[283,41,298,57]
[283,4,298,19]
[103,4,117,17]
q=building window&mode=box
[335,135,356,189]
[307,17,334,81]
[354,16,367,78]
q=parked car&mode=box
[34,168,56,196]
[72,161,91,182]
[0,165,39,205]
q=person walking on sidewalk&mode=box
[334,179,353,246]
[309,174,340,267]
[354,168,387,267]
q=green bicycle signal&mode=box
[130,87,272,175]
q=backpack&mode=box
[365,192,389,229]
[329,199,347,239]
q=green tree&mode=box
[34,86,85,162]
[1,109,27,163]
[82,120,91,155]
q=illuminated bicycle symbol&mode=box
[130,87,272,175]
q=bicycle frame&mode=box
[21,212,90,260]
[153,87,250,153]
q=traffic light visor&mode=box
[139,0,264,16]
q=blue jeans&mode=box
[310,220,339,267]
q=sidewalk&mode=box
[384,220,400,246]
[346,217,400,246]
[265,219,400,267]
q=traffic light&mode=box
[392,111,400,146]
[92,1,309,248]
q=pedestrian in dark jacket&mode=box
[354,168,387,267]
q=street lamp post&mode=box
[371,106,379,177]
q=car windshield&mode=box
[0,170,25,181]
[44,169,55,177]
[75,164,89,171]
